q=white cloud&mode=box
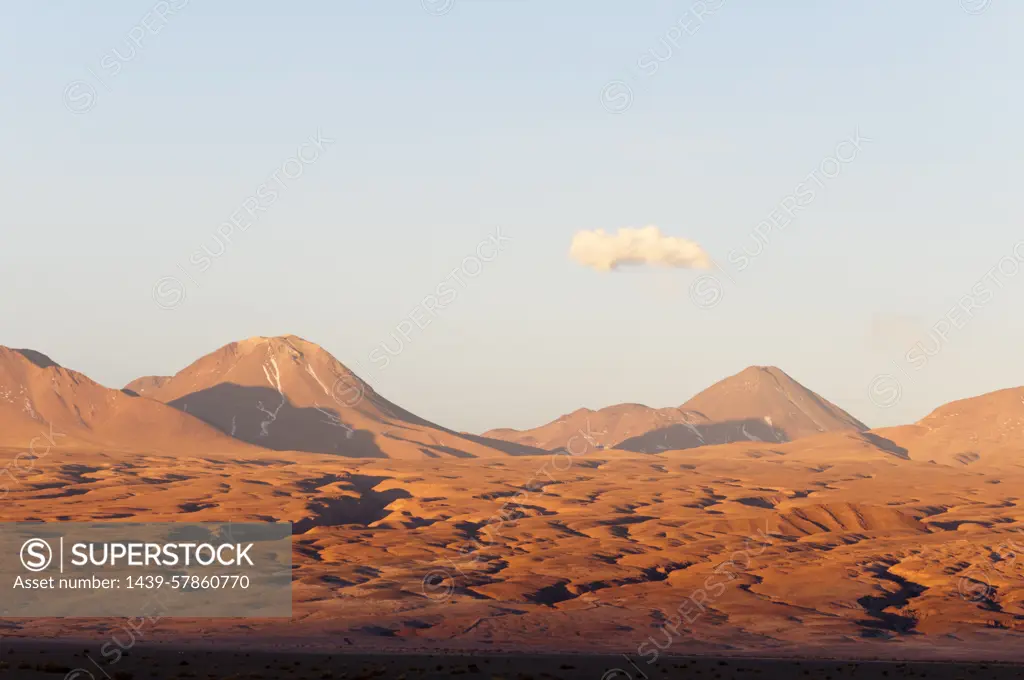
[569,226,711,272]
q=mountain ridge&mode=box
[483,365,867,453]
[0,345,262,455]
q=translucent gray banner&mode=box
[0,522,291,617]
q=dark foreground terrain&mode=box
[2,642,1024,680]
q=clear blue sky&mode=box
[1,1,1020,434]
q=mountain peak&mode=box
[484,365,866,453]
[121,336,543,459]
[682,366,866,438]
[234,334,322,354]
[240,333,312,344]
[218,336,360,382]
[737,365,791,380]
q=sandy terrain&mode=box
[1,432,1022,662]
[2,336,1023,668]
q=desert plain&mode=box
[1,336,1023,677]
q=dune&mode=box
[2,431,1022,657]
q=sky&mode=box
[1,1,1020,434]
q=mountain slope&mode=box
[484,366,866,453]
[123,375,171,396]
[875,386,1024,467]
[681,366,866,437]
[128,335,544,459]
[482,404,713,453]
[0,346,260,454]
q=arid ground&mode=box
[2,337,1024,673]
[2,435,1023,662]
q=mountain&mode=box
[678,365,866,437]
[482,404,712,453]
[123,375,171,396]
[0,346,259,454]
[127,335,544,459]
[874,385,1024,467]
[483,366,867,453]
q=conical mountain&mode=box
[617,366,866,453]
[681,365,866,438]
[128,335,544,459]
[484,365,866,453]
